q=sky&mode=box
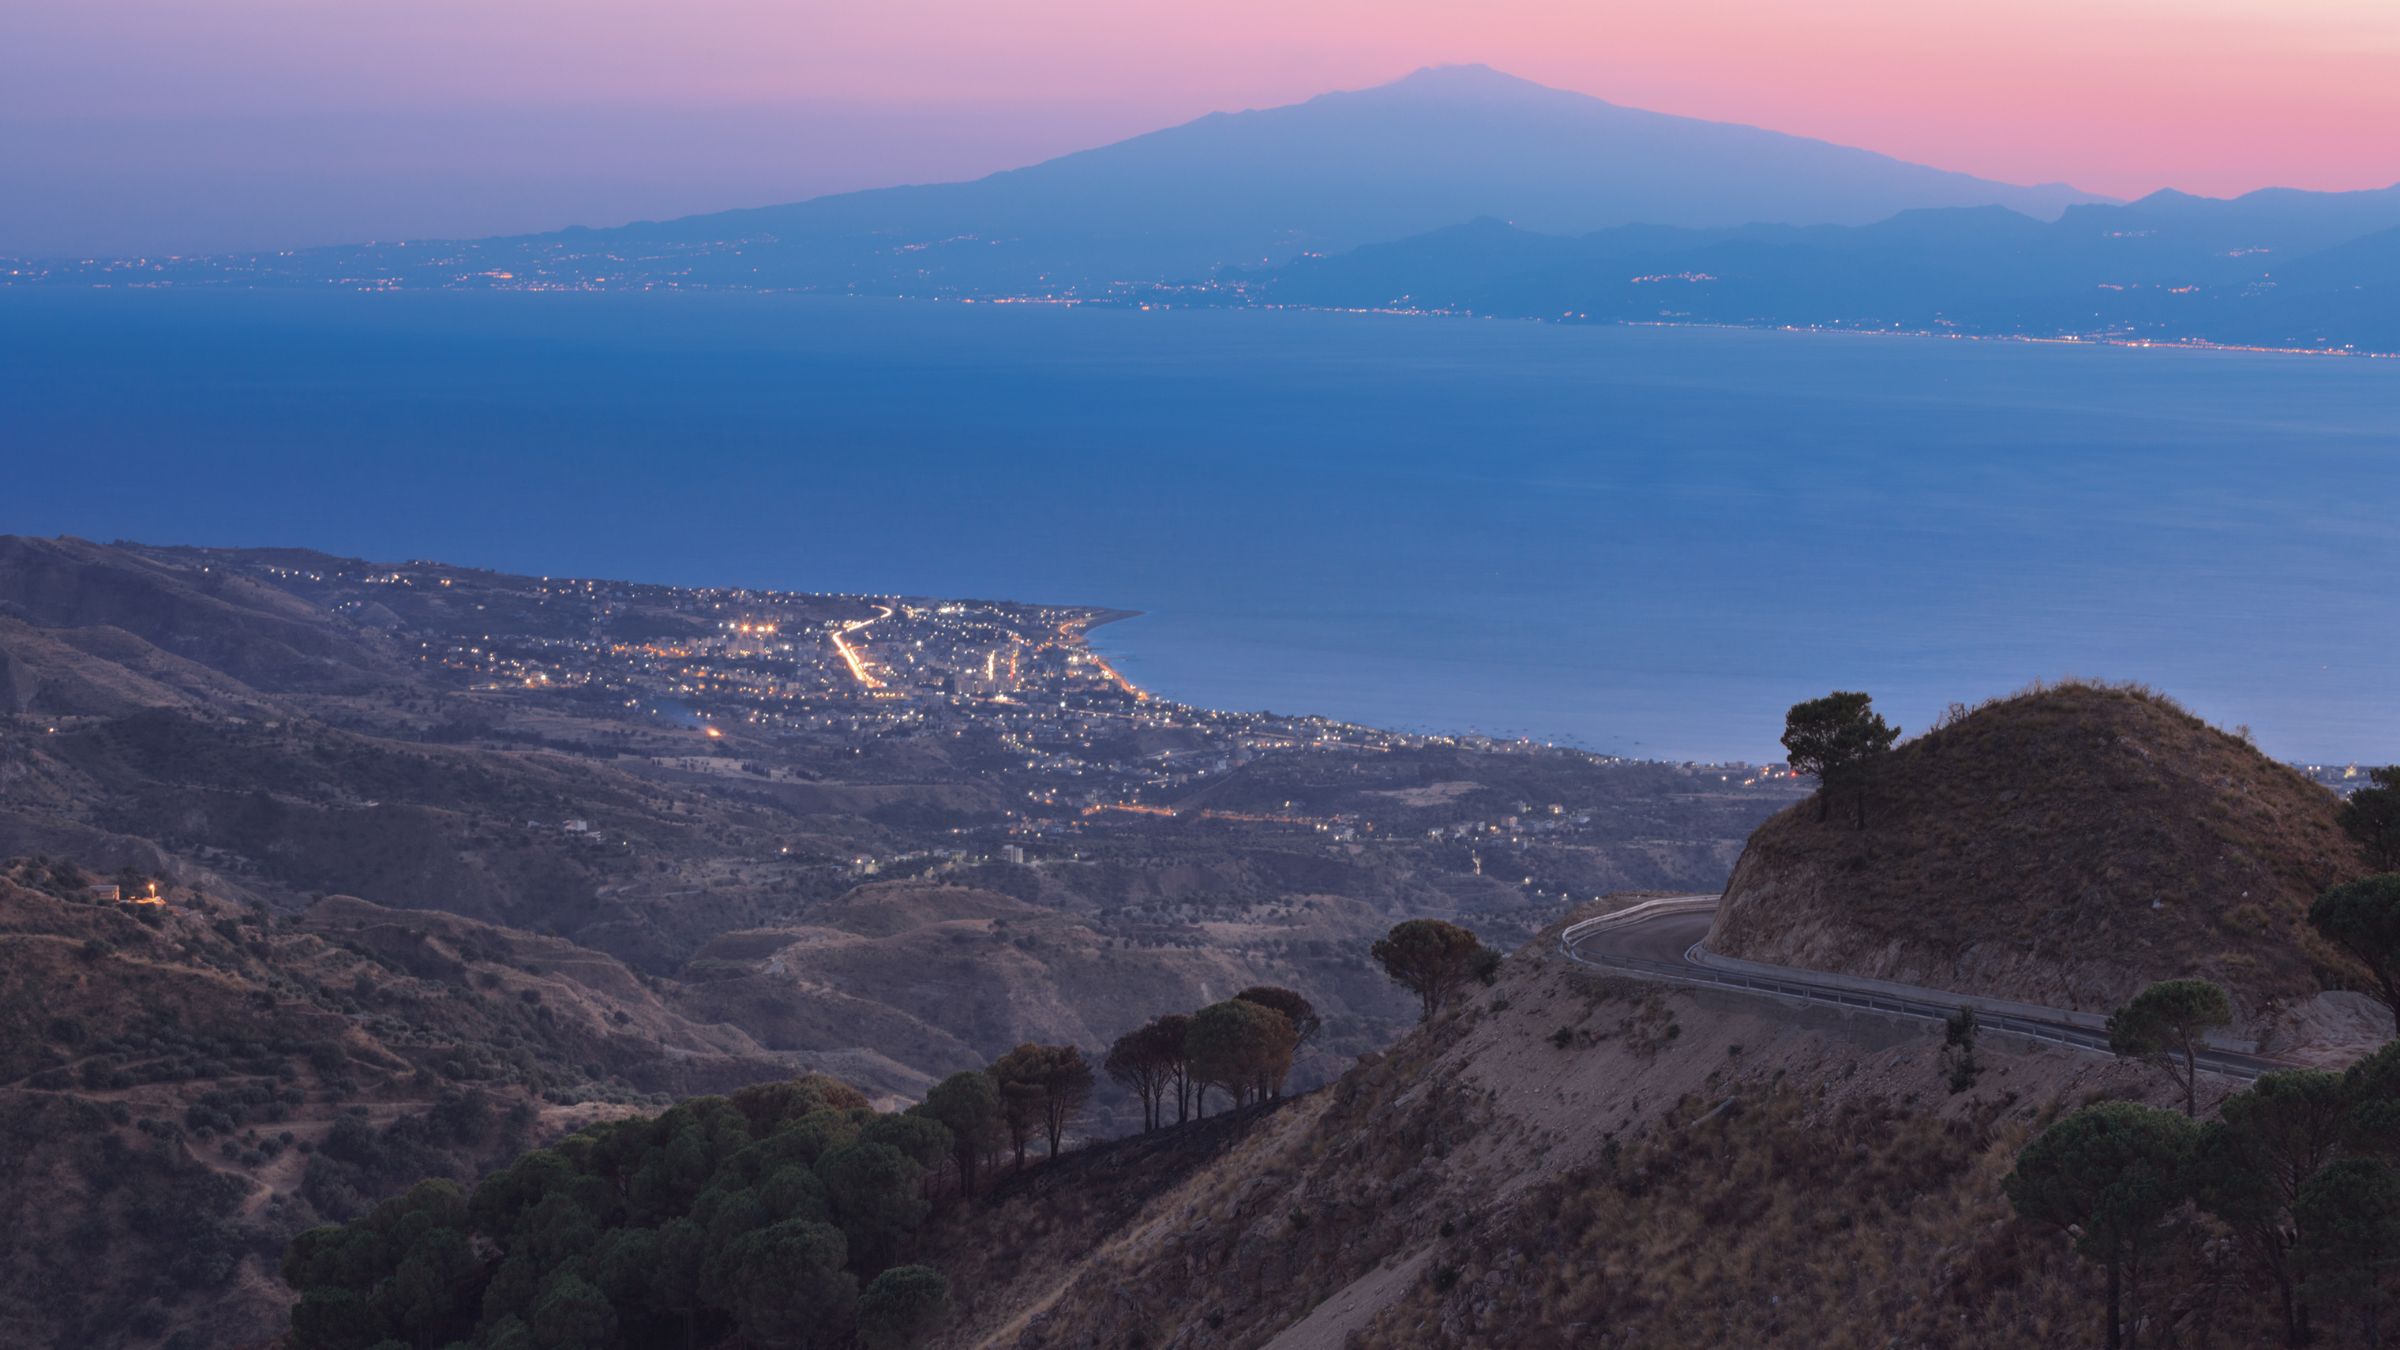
[6,0,2398,257]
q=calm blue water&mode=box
[2,290,2393,762]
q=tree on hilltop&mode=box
[1780,690,1900,829]
[1371,919,1488,1021]
[2341,767,2400,870]
[2108,978,2234,1117]
[2006,1101,2199,1350]
[2311,875,2400,1019]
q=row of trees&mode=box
[912,986,1325,1198]
[276,909,1508,1348]
[1096,916,1502,1140]
[915,1043,1093,1197]
[1103,986,1321,1134]
[926,913,1506,1197]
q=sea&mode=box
[3,289,2393,764]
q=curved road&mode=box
[1561,896,2282,1082]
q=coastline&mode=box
[1236,302,2400,362]
[1072,606,1143,633]
[9,286,2390,363]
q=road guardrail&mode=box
[1559,900,2266,1082]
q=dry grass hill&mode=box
[1709,681,2371,1026]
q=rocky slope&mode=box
[1708,682,2370,1023]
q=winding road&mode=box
[1561,896,2282,1082]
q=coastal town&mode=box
[159,550,1810,910]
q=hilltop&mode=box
[1708,682,2372,1029]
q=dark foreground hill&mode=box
[1709,681,2372,1024]
[259,874,2400,1350]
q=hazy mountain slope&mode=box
[2056,183,2400,260]
[637,63,2096,262]
[1248,182,2400,347]
[73,65,2101,294]
[0,535,393,693]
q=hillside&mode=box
[249,871,2400,1349]
[913,902,2232,1348]
[0,537,1800,1342]
[0,537,1790,1098]
[1708,682,2371,1024]
[0,862,808,1347]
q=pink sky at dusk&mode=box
[6,0,2397,255]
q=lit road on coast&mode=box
[1052,616,1148,701]
[831,605,894,689]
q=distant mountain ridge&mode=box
[27,65,2399,348]
[1244,180,2400,350]
[25,64,2105,293]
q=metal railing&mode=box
[1560,922,2267,1082]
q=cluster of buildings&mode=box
[217,558,1808,870]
